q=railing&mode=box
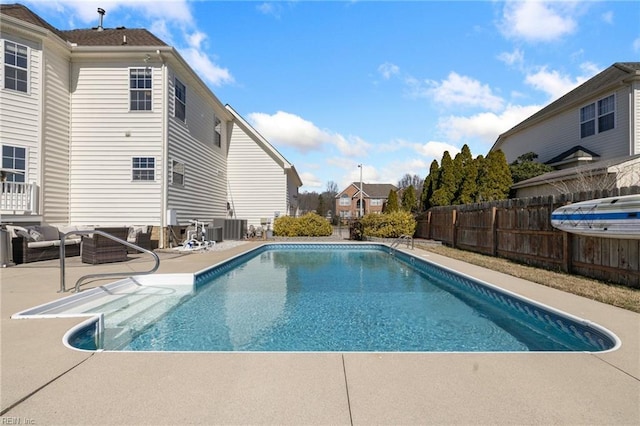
[58,230,160,293]
[390,234,414,250]
[0,182,39,213]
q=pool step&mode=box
[102,292,189,350]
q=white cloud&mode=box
[499,0,578,42]
[248,111,373,157]
[257,2,283,18]
[182,48,234,87]
[438,104,542,144]
[333,135,372,157]
[248,111,331,153]
[634,38,640,53]
[497,48,524,68]
[601,11,614,24]
[35,0,194,26]
[524,64,597,100]
[416,72,504,112]
[378,62,400,80]
[414,141,460,159]
[299,172,322,190]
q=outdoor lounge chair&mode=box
[81,227,129,264]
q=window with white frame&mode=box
[580,94,614,138]
[174,78,186,122]
[170,159,185,185]
[214,114,222,147]
[130,68,152,111]
[597,94,615,133]
[339,194,351,206]
[132,157,155,181]
[370,199,383,206]
[1,145,26,182]
[4,41,28,93]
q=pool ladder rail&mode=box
[58,230,160,293]
[390,234,414,250]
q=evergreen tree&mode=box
[509,152,554,184]
[430,151,456,206]
[316,194,325,216]
[421,159,439,210]
[477,150,512,201]
[453,144,477,204]
[401,185,417,213]
[384,189,399,212]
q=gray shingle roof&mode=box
[62,28,167,47]
[357,183,398,198]
[1,3,167,47]
[0,3,67,40]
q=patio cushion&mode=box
[28,228,43,242]
[27,240,56,249]
[52,238,82,246]
[36,225,60,241]
[5,225,28,239]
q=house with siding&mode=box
[226,105,302,229]
[490,62,640,196]
[0,4,299,247]
[334,182,397,220]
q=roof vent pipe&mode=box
[97,8,105,31]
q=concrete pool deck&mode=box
[1,241,639,425]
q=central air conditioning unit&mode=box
[206,226,223,243]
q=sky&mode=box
[11,0,640,192]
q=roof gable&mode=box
[0,3,67,40]
[337,183,398,198]
[493,62,640,151]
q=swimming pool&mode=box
[14,243,619,352]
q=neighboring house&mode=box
[492,62,640,167]
[0,4,298,247]
[490,62,640,197]
[334,183,397,220]
[225,105,302,229]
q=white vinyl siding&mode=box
[227,122,289,228]
[498,86,630,164]
[69,62,163,225]
[0,36,41,188]
[166,68,228,224]
[634,80,640,156]
[41,45,71,223]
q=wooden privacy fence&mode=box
[415,186,640,288]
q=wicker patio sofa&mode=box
[8,224,81,264]
[81,227,129,264]
[126,225,152,253]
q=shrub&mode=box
[273,212,332,237]
[360,210,416,238]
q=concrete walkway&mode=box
[1,242,639,425]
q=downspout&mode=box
[630,82,636,156]
[158,49,168,248]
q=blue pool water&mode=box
[68,244,617,352]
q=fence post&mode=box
[491,206,498,256]
[562,231,572,273]
[451,209,457,248]
[427,211,432,239]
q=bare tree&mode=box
[326,180,339,196]
[547,162,640,194]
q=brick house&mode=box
[334,182,397,220]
